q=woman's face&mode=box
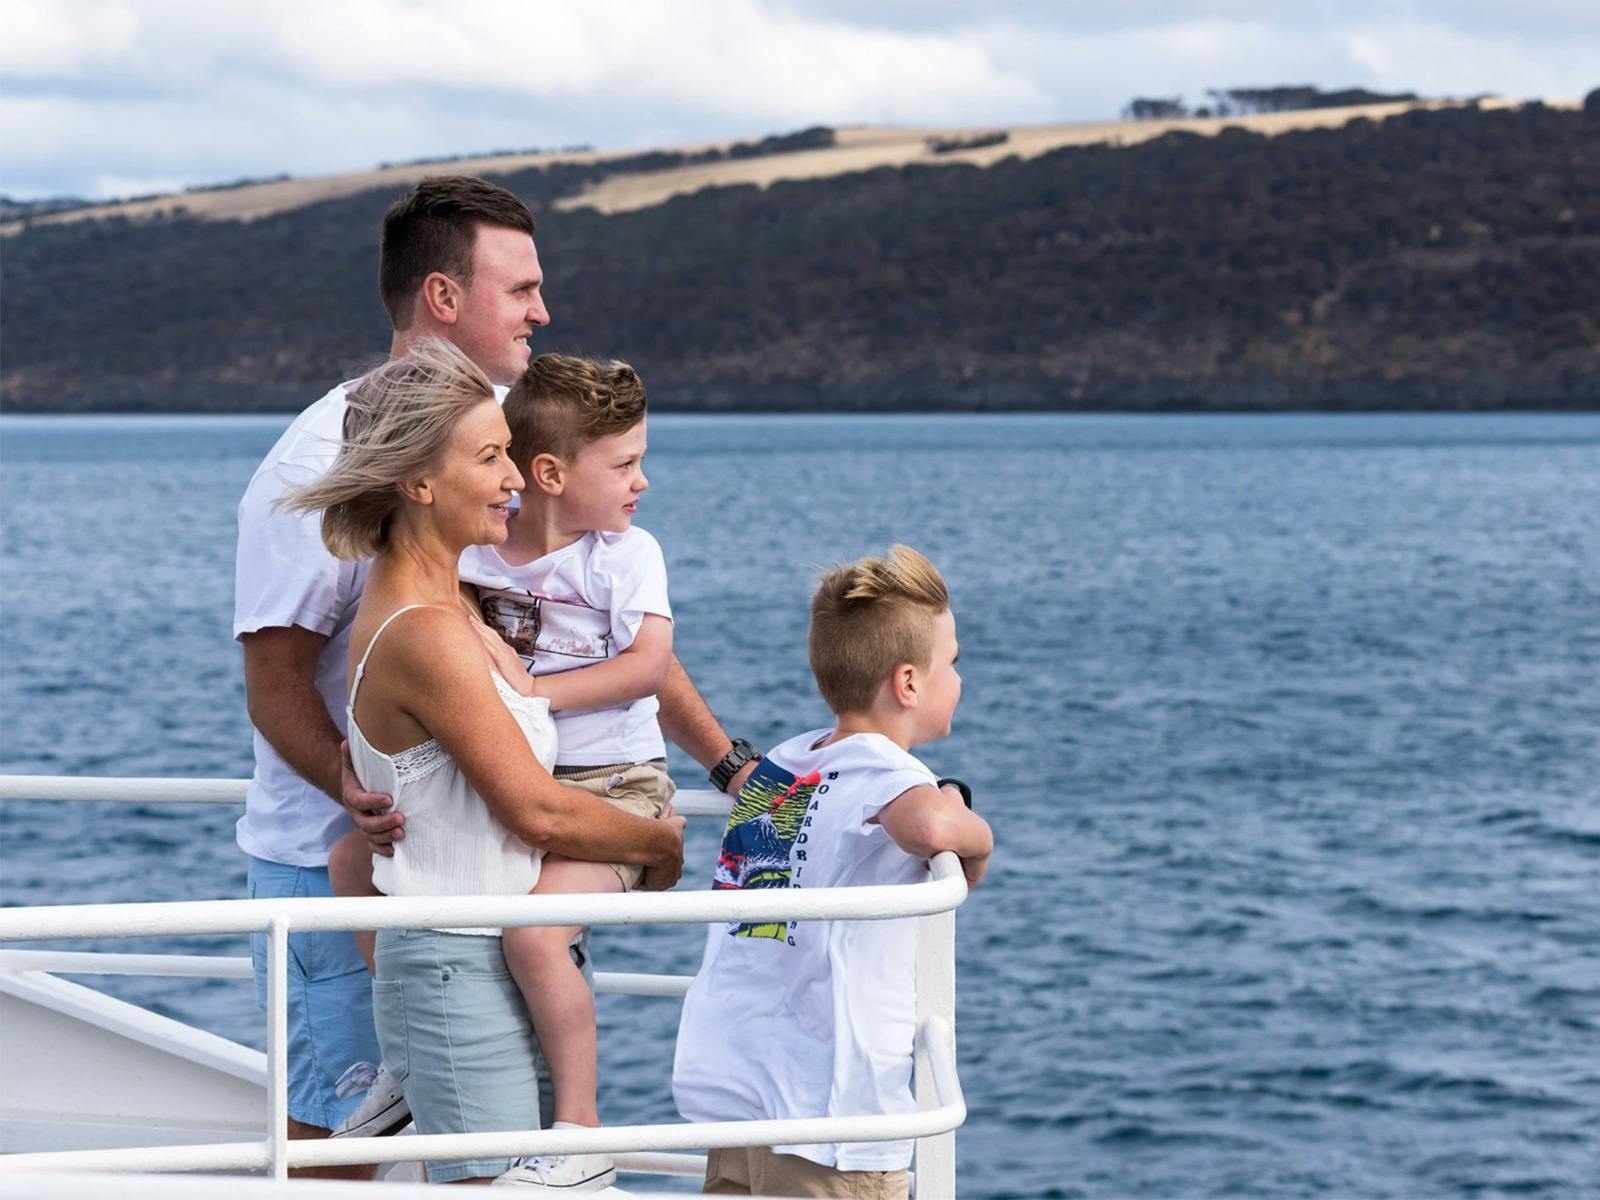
[425,398,524,547]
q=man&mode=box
[235,176,762,1178]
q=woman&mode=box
[284,338,684,1186]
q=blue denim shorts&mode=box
[246,855,382,1131]
[373,928,561,1183]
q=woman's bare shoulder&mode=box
[361,604,487,688]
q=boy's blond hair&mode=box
[504,353,647,469]
[809,545,951,715]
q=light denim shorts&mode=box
[246,855,382,1131]
[374,928,568,1183]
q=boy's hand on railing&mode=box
[340,740,404,856]
[637,802,688,891]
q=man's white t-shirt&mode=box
[233,381,364,866]
[460,529,671,767]
[672,729,937,1172]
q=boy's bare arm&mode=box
[874,784,994,887]
[532,614,672,712]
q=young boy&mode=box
[459,352,675,1191]
[672,545,993,1199]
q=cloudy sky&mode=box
[4,0,1596,200]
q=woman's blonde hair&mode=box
[280,338,497,560]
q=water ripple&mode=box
[4,414,1600,1198]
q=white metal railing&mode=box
[0,775,965,1195]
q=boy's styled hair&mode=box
[809,545,951,714]
[504,353,648,467]
[279,337,497,560]
[379,175,536,329]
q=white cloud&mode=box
[0,0,141,79]
[1345,19,1598,101]
[973,19,1367,115]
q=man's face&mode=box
[454,225,550,385]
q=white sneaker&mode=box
[492,1151,617,1190]
[330,1060,410,1138]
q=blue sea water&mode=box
[2,411,1599,1198]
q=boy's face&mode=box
[556,417,649,533]
[914,607,962,745]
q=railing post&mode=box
[265,917,289,1180]
[914,904,957,1198]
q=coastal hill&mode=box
[0,97,1474,232]
[2,96,1596,413]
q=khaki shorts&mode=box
[553,760,675,890]
[703,1146,909,1198]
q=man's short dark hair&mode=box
[379,176,536,329]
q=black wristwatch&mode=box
[709,738,763,792]
[937,777,973,809]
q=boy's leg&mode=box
[501,855,622,1128]
[550,761,676,891]
[326,829,381,974]
[246,854,381,1179]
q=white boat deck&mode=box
[0,776,968,1196]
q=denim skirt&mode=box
[373,928,553,1183]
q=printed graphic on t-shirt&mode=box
[713,757,822,943]
[478,586,612,672]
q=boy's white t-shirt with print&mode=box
[233,381,365,866]
[460,528,671,766]
[672,729,937,1173]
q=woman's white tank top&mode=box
[347,604,558,935]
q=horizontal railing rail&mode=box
[0,773,965,1194]
[0,1017,961,1178]
[0,950,692,998]
[0,774,733,817]
[0,858,966,941]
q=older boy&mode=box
[673,545,993,1199]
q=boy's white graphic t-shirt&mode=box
[459,528,671,766]
[233,381,365,866]
[672,729,937,1172]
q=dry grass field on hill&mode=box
[2,98,1555,236]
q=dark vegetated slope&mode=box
[3,104,1596,412]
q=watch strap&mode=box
[709,738,762,792]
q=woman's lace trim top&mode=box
[390,738,450,784]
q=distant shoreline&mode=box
[8,409,1600,425]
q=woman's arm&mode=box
[531,614,672,712]
[377,610,684,880]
